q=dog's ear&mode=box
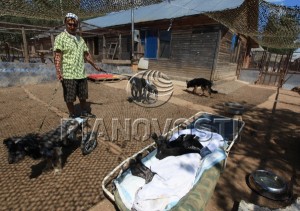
[157,135,167,146]
[186,80,190,87]
[136,153,143,161]
[3,138,8,145]
[151,133,158,141]
[3,138,13,147]
[151,133,162,146]
[183,134,194,142]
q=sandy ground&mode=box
[0,78,299,211]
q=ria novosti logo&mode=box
[126,70,174,108]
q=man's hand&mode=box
[84,51,106,73]
[96,66,106,73]
[56,70,63,81]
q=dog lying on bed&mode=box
[3,119,81,174]
[151,133,203,160]
[128,133,207,183]
[129,133,214,184]
[186,78,218,97]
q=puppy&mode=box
[129,153,156,183]
[143,82,158,103]
[130,77,158,103]
[186,78,218,97]
[151,133,203,160]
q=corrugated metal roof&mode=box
[84,0,244,28]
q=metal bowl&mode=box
[223,102,244,115]
[248,170,289,200]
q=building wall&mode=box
[214,29,247,80]
[149,26,220,81]
[87,15,250,81]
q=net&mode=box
[0,0,164,20]
[0,0,299,49]
[205,0,300,49]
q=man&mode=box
[54,13,104,118]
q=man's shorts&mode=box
[62,78,88,102]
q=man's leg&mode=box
[66,102,75,117]
[62,79,77,118]
[79,99,96,118]
[78,79,96,118]
[79,99,88,113]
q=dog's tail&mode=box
[211,89,218,94]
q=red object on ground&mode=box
[88,74,115,79]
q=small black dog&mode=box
[130,77,158,103]
[151,133,203,160]
[3,119,82,174]
[186,78,218,97]
[129,153,156,183]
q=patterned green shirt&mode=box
[54,31,89,79]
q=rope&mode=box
[37,81,60,133]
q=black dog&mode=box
[186,78,218,97]
[129,153,156,183]
[130,77,158,103]
[3,119,82,174]
[151,133,203,160]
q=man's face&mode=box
[65,18,78,35]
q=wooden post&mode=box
[210,28,221,81]
[280,52,293,87]
[4,42,10,61]
[243,37,252,68]
[102,35,106,60]
[131,0,135,62]
[118,33,122,60]
[21,27,29,63]
[50,33,55,58]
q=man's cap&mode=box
[65,13,78,21]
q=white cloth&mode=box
[132,153,201,211]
